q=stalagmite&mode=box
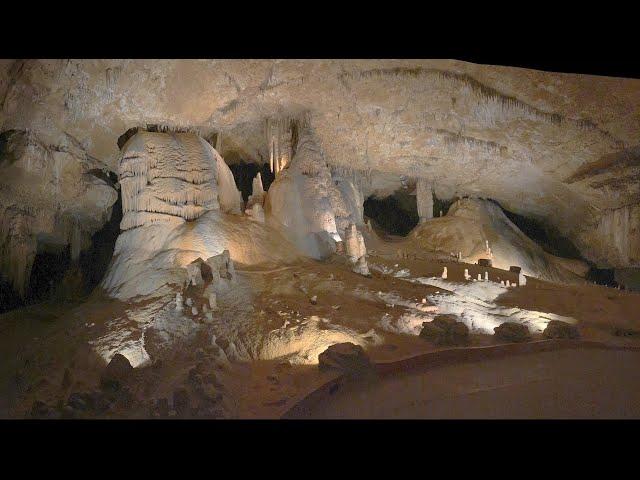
[175,292,184,312]
[416,178,434,223]
[464,268,471,280]
[484,271,489,281]
[441,267,448,279]
[246,203,265,223]
[344,223,370,276]
[478,273,482,281]
[485,240,493,258]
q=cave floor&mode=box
[288,348,640,419]
[1,245,640,419]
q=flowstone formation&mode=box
[102,129,296,300]
[265,124,365,258]
[0,129,117,298]
[2,59,638,273]
[410,197,589,283]
[119,130,241,231]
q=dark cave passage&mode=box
[364,190,419,236]
[228,162,274,202]
[585,267,619,288]
[492,200,622,288]
[494,201,583,260]
[433,196,455,218]
[28,179,123,303]
[78,186,122,295]
[0,173,122,314]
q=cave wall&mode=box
[1,59,639,268]
[0,128,117,299]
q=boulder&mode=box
[318,342,373,375]
[101,353,133,390]
[478,258,492,267]
[494,322,531,342]
[543,320,580,339]
[420,314,470,346]
[419,322,445,340]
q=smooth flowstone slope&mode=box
[409,197,588,283]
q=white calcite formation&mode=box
[441,267,448,279]
[266,117,294,176]
[245,172,266,223]
[265,124,364,258]
[246,172,265,209]
[102,131,299,300]
[344,223,369,276]
[2,60,639,270]
[118,130,241,231]
[410,198,589,283]
[0,129,117,297]
[416,178,434,223]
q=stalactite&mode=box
[265,117,296,176]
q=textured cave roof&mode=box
[1,59,638,265]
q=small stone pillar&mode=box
[416,179,434,223]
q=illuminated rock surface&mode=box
[0,59,639,420]
[2,59,638,268]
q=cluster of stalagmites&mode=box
[175,249,236,322]
[265,124,366,261]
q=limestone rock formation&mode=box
[118,130,241,231]
[416,178,434,223]
[0,129,117,297]
[494,322,531,342]
[344,223,369,276]
[419,314,470,346]
[264,125,363,258]
[102,131,299,300]
[2,59,638,271]
[318,342,373,375]
[101,353,133,390]
[543,320,580,339]
[410,198,589,283]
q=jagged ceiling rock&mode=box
[1,59,638,268]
